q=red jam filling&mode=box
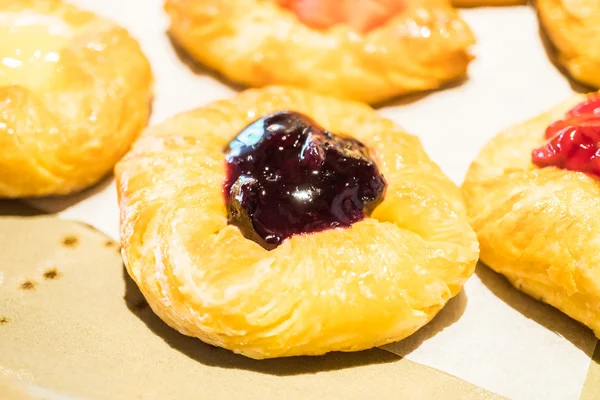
[278,0,407,33]
[531,97,600,176]
[224,111,386,250]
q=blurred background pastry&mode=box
[0,0,152,197]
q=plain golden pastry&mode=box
[452,0,525,6]
[463,93,600,337]
[537,0,600,89]
[0,0,152,197]
[116,86,479,359]
[165,0,475,104]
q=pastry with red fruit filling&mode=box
[463,93,600,337]
[165,0,474,104]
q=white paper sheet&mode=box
[30,2,598,399]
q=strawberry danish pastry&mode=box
[165,0,474,104]
[463,93,600,337]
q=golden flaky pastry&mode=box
[452,0,525,6]
[116,86,479,359]
[537,0,600,88]
[0,0,152,197]
[165,0,475,104]
[463,93,600,338]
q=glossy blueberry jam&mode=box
[532,97,600,176]
[224,111,386,249]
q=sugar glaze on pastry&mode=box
[117,86,479,359]
[165,0,475,104]
[0,0,152,197]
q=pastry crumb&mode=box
[0,317,8,324]
[104,240,117,248]
[20,280,36,291]
[134,299,148,310]
[43,268,60,280]
[62,235,79,248]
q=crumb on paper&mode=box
[19,280,36,291]
[134,299,148,311]
[43,268,60,280]
[0,317,8,324]
[104,240,117,248]
[61,235,79,248]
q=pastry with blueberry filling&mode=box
[117,86,479,359]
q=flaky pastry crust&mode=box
[0,0,152,197]
[463,93,600,337]
[537,0,600,89]
[116,86,479,359]
[165,0,474,104]
[452,0,526,6]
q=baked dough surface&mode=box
[537,0,600,89]
[453,0,526,6]
[165,0,474,104]
[116,86,479,359]
[0,0,152,197]
[462,93,600,337]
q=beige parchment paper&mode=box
[0,211,504,400]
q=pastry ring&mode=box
[165,0,475,104]
[537,0,600,89]
[463,93,600,337]
[116,86,479,359]
[0,0,152,197]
